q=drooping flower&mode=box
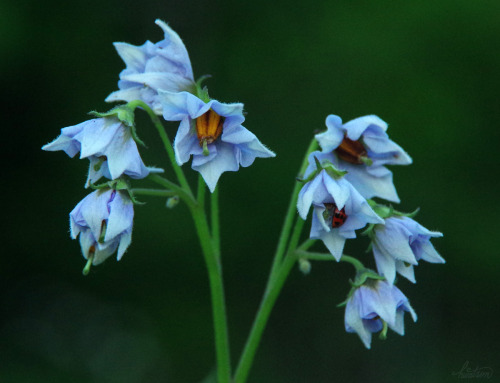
[159,90,275,192]
[345,279,417,349]
[70,189,134,265]
[105,19,194,114]
[372,216,444,284]
[42,116,149,186]
[297,153,383,260]
[315,115,412,203]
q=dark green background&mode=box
[2,0,499,382]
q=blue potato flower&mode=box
[159,90,275,192]
[297,155,383,260]
[106,19,194,114]
[70,189,134,265]
[372,216,444,284]
[345,280,417,349]
[42,117,149,186]
[315,115,412,202]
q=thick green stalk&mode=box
[128,100,193,197]
[270,139,318,277]
[211,187,220,258]
[233,139,318,383]
[233,253,296,383]
[131,188,178,198]
[136,103,230,382]
[189,204,231,383]
[147,174,194,208]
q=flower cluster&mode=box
[297,114,443,347]
[42,20,274,269]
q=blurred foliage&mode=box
[2,0,499,382]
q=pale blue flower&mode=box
[345,280,417,349]
[70,189,134,265]
[372,216,444,284]
[297,154,383,260]
[106,19,194,114]
[42,117,149,186]
[315,115,412,202]
[159,90,275,192]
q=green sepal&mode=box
[88,181,114,190]
[337,269,385,308]
[352,269,385,288]
[89,105,135,128]
[90,178,145,205]
[361,223,376,238]
[296,157,347,183]
[367,199,420,220]
[393,207,420,218]
[320,160,348,180]
[365,241,373,253]
[195,75,212,103]
[89,105,146,148]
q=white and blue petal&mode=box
[373,217,444,283]
[315,114,344,153]
[161,91,275,192]
[344,281,416,348]
[106,20,194,113]
[70,190,135,265]
[192,142,239,192]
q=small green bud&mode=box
[166,195,180,209]
[298,258,311,275]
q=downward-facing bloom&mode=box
[159,90,275,192]
[42,116,149,186]
[70,189,134,265]
[315,115,412,202]
[297,154,383,260]
[345,280,417,349]
[106,19,194,114]
[372,216,444,284]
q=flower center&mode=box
[196,109,224,148]
[335,135,371,165]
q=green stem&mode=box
[233,253,296,383]
[211,186,221,259]
[189,204,231,383]
[147,174,194,208]
[270,138,318,277]
[128,100,193,197]
[197,174,206,209]
[294,250,365,270]
[339,254,365,271]
[233,139,318,383]
[297,238,316,251]
[293,249,336,261]
[128,101,230,381]
[131,188,177,198]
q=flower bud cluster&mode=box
[297,115,444,348]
